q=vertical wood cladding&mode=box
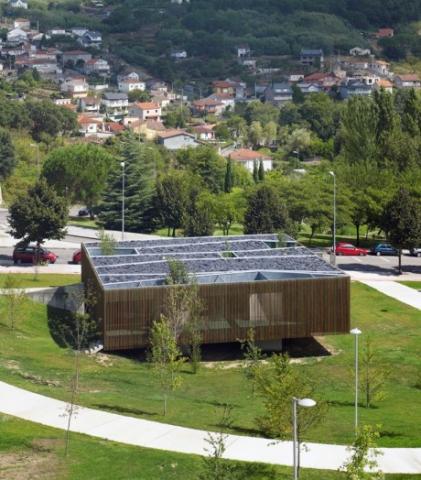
[94,275,350,351]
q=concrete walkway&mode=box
[0,381,420,473]
[361,280,421,310]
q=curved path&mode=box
[0,382,420,474]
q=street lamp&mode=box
[350,328,362,436]
[292,397,316,480]
[329,171,336,266]
[120,161,125,241]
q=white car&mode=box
[410,247,421,257]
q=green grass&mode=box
[68,217,99,229]
[0,415,415,480]
[399,281,421,291]
[0,274,80,289]
[0,283,419,448]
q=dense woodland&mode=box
[2,0,421,80]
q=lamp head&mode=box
[297,398,316,408]
[120,161,125,168]
[350,328,362,335]
[329,171,335,177]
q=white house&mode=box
[61,76,88,98]
[71,27,88,37]
[78,114,100,135]
[49,27,67,36]
[368,60,390,76]
[350,47,371,56]
[79,31,102,48]
[192,124,215,141]
[157,130,199,150]
[118,77,145,93]
[101,92,129,113]
[54,97,72,106]
[7,28,28,44]
[80,96,101,112]
[237,44,251,58]
[9,0,28,9]
[170,49,187,59]
[229,149,273,173]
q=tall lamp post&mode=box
[329,171,336,266]
[292,397,316,480]
[350,328,362,436]
[120,161,125,241]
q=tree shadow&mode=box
[379,430,404,439]
[92,403,157,417]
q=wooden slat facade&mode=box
[82,246,350,351]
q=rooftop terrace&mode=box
[84,234,345,289]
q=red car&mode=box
[72,250,82,264]
[335,242,369,256]
[13,244,57,264]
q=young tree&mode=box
[248,121,264,148]
[199,404,234,480]
[149,315,184,416]
[0,127,16,181]
[240,328,265,396]
[8,178,68,249]
[2,274,25,330]
[254,354,326,439]
[341,425,384,480]
[258,160,265,182]
[98,230,116,255]
[252,161,259,183]
[380,187,421,274]
[360,337,391,408]
[214,193,239,236]
[244,184,289,234]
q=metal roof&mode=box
[84,234,345,289]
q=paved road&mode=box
[0,381,420,473]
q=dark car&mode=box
[370,243,398,256]
[78,208,89,217]
[13,244,57,264]
[335,242,369,256]
[72,249,82,264]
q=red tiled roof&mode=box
[78,115,100,125]
[158,129,192,139]
[212,80,235,88]
[193,98,223,107]
[229,149,270,162]
[376,28,394,37]
[136,102,160,110]
[397,74,419,81]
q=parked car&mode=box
[370,243,398,256]
[13,244,57,264]
[335,242,369,256]
[410,247,421,257]
[78,208,89,217]
[72,249,82,264]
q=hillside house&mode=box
[296,83,323,95]
[118,76,146,93]
[13,18,30,30]
[80,31,102,48]
[80,96,101,112]
[54,98,72,106]
[236,44,250,58]
[208,93,235,110]
[368,60,390,76]
[78,114,100,135]
[124,119,166,140]
[375,28,394,38]
[350,47,371,56]
[376,79,394,93]
[192,97,225,116]
[84,58,110,75]
[60,76,88,98]
[62,50,92,66]
[15,57,61,76]
[7,28,27,44]
[229,149,273,173]
[71,28,88,37]
[49,27,66,36]
[300,49,324,67]
[192,124,215,141]
[395,74,421,89]
[339,80,373,99]
[101,92,128,114]
[9,0,28,9]
[157,130,199,150]
[265,83,293,106]
[170,49,187,59]
[129,102,161,121]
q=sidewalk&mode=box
[0,381,420,473]
[0,264,80,274]
[66,226,162,241]
[360,280,421,310]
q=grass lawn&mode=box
[0,283,419,448]
[68,217,99,229]
[0,274,80,289]
[399,281,421,291]
[0,415,415,480]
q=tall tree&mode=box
[183,187,215,237]
[99,139,160,233]
[381,187,421,274]
[258,160,265,182]
[224,158,234,193]
[214,193,239,236]
[0,128,16,181]
[156,170,189,236]
[8,178,68,246]
[244,184,288,234]
[43,144,113,215]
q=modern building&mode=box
[81,234,350,351]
